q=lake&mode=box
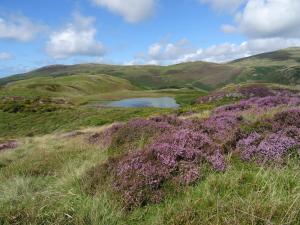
[102,97,179,108]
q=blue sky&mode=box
[1,0,300,77]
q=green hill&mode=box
[1,48,300,97]
[229,48,300,85]
[0,74,137,98]
[230,47,300,67]
[0,62,245,91]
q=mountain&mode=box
[1,48,300,94]
[0,62,245,91]
[230,47,300,67]
[229,47,300,85]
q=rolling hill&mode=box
[0,47,300,96]
[0,74,137,98]
[0,62,245,91]
[230,47,300,67]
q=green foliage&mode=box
[0,107,171,138]
[0,135,299,225]
[240,120,273,135]
[0,97,60,113]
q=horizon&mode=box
[1,0,300,77]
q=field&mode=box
[0,49,300,224]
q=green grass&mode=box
[230,47,300,67]
[0,107,172,138]
[0,62,245,90]
[0,133,299,225]
[0,74,137,99]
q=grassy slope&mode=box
[0,108,299,225]
[0,107,174,139]
[230,47,300,67]
[2,48,300,91]
[0,62,245,90]
[0,74,137,98]
[0,71,205,139]
[230,48,300,85]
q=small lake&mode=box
[102,97,179,108]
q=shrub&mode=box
[237,129,299,163]
[85,89,300,209]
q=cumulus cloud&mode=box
[0,12,43,42]
[46,13,105,59]
[176,38,300,63]
[146,39,195,61]
[197,0,300,64]
[130,37,300,65]
[91,0,156,23]
[200,0,246,12]
[218,0,300,39]
[0,52,12,60]
[237,0,300,38]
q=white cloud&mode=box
[0,13,43,42]
[46,13,106,59]
[219,0,300,39]
[238,0,300,38]
[91,0,156,23]
[199,0,300,63]
[221,24,237,33]
[130,37,300,65]
[146,39,195,61]
[148,43,162,57]
[177,38,300,63]
[200,0,246,12]
[0,52,12,60]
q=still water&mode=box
[104,97,179,108]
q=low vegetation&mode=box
[1,48,300,224]
[0,84,298,224]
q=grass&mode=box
[0,73,300,224]
[0,132,299,225]
[0,74,137,98]
[0,84,203,139]
[0,106,174,139]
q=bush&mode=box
[84,89,300,209]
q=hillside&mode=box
[230,47,300,67]
[0,84,299,225]
[0,74,137,98]
[1,48,300,92]
[0,62,246,91]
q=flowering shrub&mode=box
[197,85,297,106]
[271,109,300,130]
[238,84,275,98]
[109,128,228,209]
[85,88,300,209]
[100,117,176,152]
[201,112,243,142]
[237,130,299,163]
[237,109,300,163]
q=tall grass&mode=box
[0,132,299,225]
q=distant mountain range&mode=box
[1,47,300,94]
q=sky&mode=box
[1,0,300,77]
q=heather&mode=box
[1,85,300,224]
[84,88,300,209]
[98,115,180,154]
[196,84,296,105]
